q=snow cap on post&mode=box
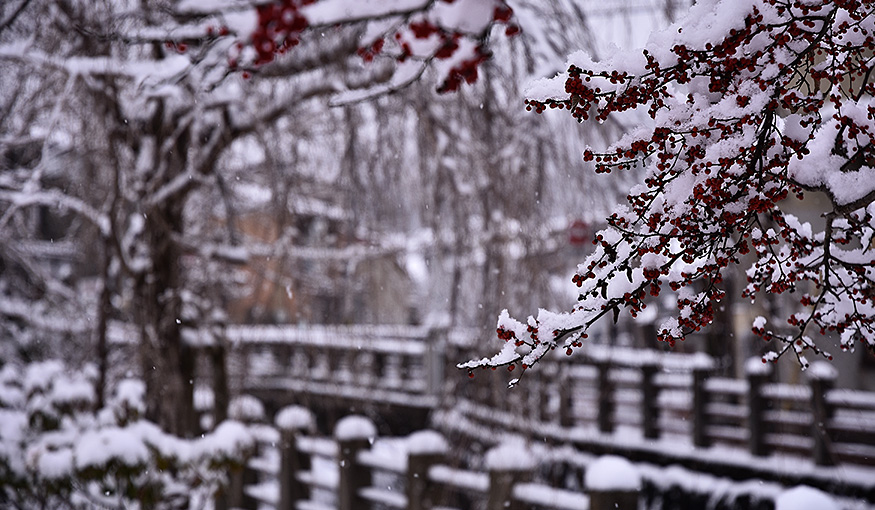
[775,486,838,510]
[744,356,772,376]
[485,440,536,471]
[334,415,377,441]
[407,430,448,455]
[228,395,265,423]
[806,361,838,381]
[585,455,641,492]
[275,405,314,432]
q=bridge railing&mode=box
[226,324,447,409]
[226,325,875,469]
[451,341,875,468]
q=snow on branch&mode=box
[0,189,110,236]
[466,0,875,373]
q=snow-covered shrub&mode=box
[0,360,255,509]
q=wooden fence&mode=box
[228,409,643,510]
[447,343,875,469]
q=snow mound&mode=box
[74,427,150,470]
[195,420,254,460]
[585,455,641,491]
[775,486,838,510]
[112,379,146,413]
[806,361,838,381]
[485,441,536,471]
[407,430,448,455]
[334,415,377,441]
[744,356,772,376]
[228,395,265,422]
[275,406,314,431]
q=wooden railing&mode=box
[450,343,875,468]
[225,326,875,469]
[231,409,642,510]
[226,324,451,410]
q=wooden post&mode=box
[596,361,614,434]
[406,430,449,510]
[221,396,265,510]
[641,361,660,440]
[485,443,534,510]
[808,362,837,466]
[558,363,574,428]
[746,360,770,457]
[335,415,376,510]
[692,367,711,448]
[275,406,315,510]
[586,456,640,510]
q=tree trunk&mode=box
[138,201,197,437]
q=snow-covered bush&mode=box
[0,360,255,509]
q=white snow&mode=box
[275,405,315,431]
[775,486,839,510]
[584,455,641,492]
[406,429,448,455]
[228,395,265,422]
[745,356,772,376]
[74,427,150,470]
[194,420,254,460]
[807,361,838,381]
[113,379,146,413]
[484,441,537,471]
[334,415,377,441]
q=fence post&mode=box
[586,455,641,510]
[222,396,266,510]
[406,430,449,510]
[807,362,837,466]
[746,358,771,457]
[641,360,660,440]
[558,363,574,428]
[692,367,711,448]
[335,415,376,510]
[596,361,614,434]
[485,442,535,510]
[275,406,315,510]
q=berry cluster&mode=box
[249,0,313,66]
[356,0,518,93]
[216,0,517,91]
[495,0,875,370]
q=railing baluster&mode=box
[808,362,837,466]
[596,361,614,434]
[641,361,660,440]
[692,367,711,448]
[746,360,770,457]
